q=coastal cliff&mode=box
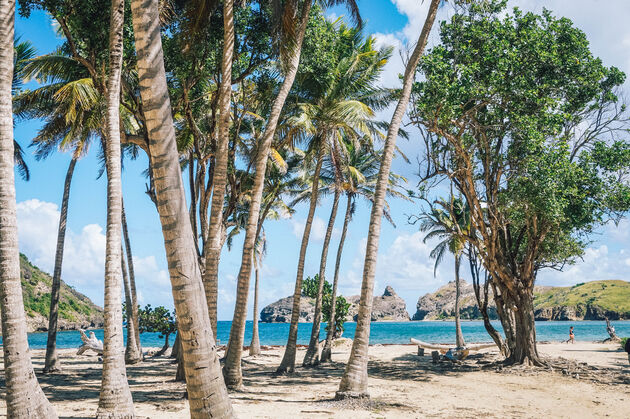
[413,279,630,321]
[260,285,410,322]
[0,254,104,334]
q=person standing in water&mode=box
[567,326,575,344]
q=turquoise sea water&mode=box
[6,320,630,349]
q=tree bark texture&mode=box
[336,0,440,399]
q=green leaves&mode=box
[412,0,630,276]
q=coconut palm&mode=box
[0,1,57,416]
[15,44,146,366]
[129,0,234,415]
[97,0,135,415]
[419,196,471,348]
[320,140,407,362]
[249,229,266,356]
[222,0,314,390]
[204,0,235,337]
[279,22,393,372]
[336,0,440,399]
[12,38,36,181]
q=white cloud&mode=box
[290,216,331,242]
[538,245,630,287]
[16,199,175,309]
[17,199,106,305]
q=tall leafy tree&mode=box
[336,0,441,399]
[0,0,57,416]
[411,1,630,365]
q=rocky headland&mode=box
[260,285,410,322]
[413,279,630,321]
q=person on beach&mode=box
[625,338,630,365]
[567,326,575,344]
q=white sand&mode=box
[1,341,629,418]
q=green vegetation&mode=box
[17,253,102,328]
[302,274,350,334]
[534,280,630,315]
[138,305,176,352]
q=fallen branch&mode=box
[77,329,103,356]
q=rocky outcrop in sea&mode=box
[260,285,411,322]
[346,286,411,321]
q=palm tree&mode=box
[419,196,471,348]
[97,0,135,415]
[336,0,440,399]
[320,141,405,363]
[12,38,36,181]
[122,202,142,360]
[280,22,392,372]
[249,229,266,356]
[129,0,234,415]
[0,0,57,416]
[222,0,314,390]
[14,44,113,370]
[204,0,235,337]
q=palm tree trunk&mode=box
[44,156,77,373]
[97,0,135,415]
[122,201,141,354]
[0,2,57,416]
[130,1,234,415]
[454,255,465,348]
[336,0,440,399]
[277,145,325,373]
[204,0,235,337]
[122,246,141,364]
[222,0,312,390]
[249,252,261,356]
[321,193,352,363]
[303,188,340,366]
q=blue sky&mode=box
[14,1,630,319]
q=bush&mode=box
[323,294,351,336]
[302,274,350,336]
[301,274,332,298]
[622,337,629,350]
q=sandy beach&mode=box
[1,341,629,418]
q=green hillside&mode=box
[534,280,630,315]
[9,253,104,332]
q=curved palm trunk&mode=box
[122,246,141,364]
[303,188,340,366]
[97,0,135,415]
[321,193,352,363]
[0,2,57,416]
[122,201,141,353]
[204,0,235,337]
[454,255,465,348]
[277,146,325,374]
[44,156,77,373]
[130,1,234,415]
[249,253,261,356]
[336,0,440,399]
[222,0,312,390]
